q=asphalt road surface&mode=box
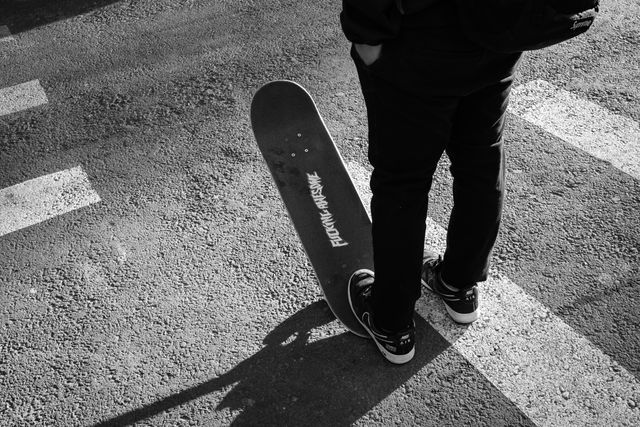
[1,0,639,426]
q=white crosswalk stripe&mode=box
[0,166,101,238]
[509,80,640,180]
[347,160,640,427]
[0,80,48,117]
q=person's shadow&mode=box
[94,300,451,426]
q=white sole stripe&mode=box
[0,166,101,238]
[509,79,640,180]
[347,161,640,426]
[0,80,49,117]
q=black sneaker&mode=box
[348,269,415,364]
[421,251,479,324]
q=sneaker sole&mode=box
[349,270,415,365]
[370,336,415,365]
[421,278,479,324]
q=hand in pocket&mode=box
[354,43,382,66]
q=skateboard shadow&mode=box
[93,301,450,426]
[0,0,122,34]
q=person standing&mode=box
[342,0,523,364]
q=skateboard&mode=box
[251,80,372,337]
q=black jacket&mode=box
[341,0,440,44]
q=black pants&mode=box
[351,5,522,331]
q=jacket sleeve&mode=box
[340,0,402,45]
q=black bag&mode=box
[455,0,600,53]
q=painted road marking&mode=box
[0,166,101,238]
[0,80,49,117]
[509,79,640,180]
[347,161,640,426]
[0,25,13,42]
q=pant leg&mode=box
[351,46,459,331]
[350,2,521,329]
[441,70,519,287]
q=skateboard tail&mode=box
[266,170,370,339]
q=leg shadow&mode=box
[94,301,450,426]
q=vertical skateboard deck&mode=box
[251,80,372,337]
